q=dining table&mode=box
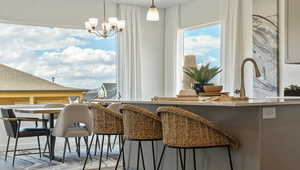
[14,107,63,161]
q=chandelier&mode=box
[85,0,125,38]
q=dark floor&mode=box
[0,160,21,170]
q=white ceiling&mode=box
[112,0,196,8]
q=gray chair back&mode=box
[52,104,92,137]
[1,108,17,138]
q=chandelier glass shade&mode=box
[85,0,125,38]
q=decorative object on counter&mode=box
[184,64,222,95]
[178,55,198,97]
[284,85,300,96]
[203,85,223,93]
[151,95,248,102]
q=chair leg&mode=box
[43,137,48,154]
[12,121,20,166]
[151,141,156,170]
[106,135,111,159]
[12,136,19,166]
[37,136,42,158]
[78,137,81,157]
[62,138,68,163]
[112,135,117,151]
[156,145,166,170]
[121,135,126,170]
[67,138,71,153]
[137,141,141,170]
[84,136,92,160]
[183,149,186,170]
[193,149,196,170]
[83,134,95,170]
[95,135,99,156]
[115,137,125,170]
[98,135,105,170]
[227,146,233,170]
[178,149,184,170]
[139,141,146,170]
[5,136,10,161]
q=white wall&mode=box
[180,0,221,28]
[279,0,300,94]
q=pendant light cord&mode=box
[103,0,106,22]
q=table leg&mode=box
[49,114,56,160]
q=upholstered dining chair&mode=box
[43,103,66,153]
[0,108,50,166]
[52,104,92,163]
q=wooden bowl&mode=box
[203,85,223,93]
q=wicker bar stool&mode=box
[83,103,125,170]
[156,107,240,170]
[120,104,163,170]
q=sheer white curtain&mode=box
[220,0,253,95]
[117,4,142,99]
[164,6,181,97]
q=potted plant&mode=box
[184,64,222,95]
[284,85,300,96]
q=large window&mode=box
[183,24,221,83]
[0,23,116,90]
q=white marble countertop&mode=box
[95,97,300,107]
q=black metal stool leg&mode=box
[151,141,156,170]
[106,135,110,159]
[183,148,186,170]
[139,141,146,170]
[227,146,233,170]
[115,137,125,170]
[95,135,99,156]
[5,136,10,161]
[83,134,95,170]
[121,135,126,170]
[98,135,105,170]
[178,149,184,170]
[62,138,68,163]
[67,138,71,153]
[193,149,196,170]
[137,141,141,170]
[156,145,166,170]
[112,135,117,151]
[37,136,42,158]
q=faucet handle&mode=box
[234,89,241,95]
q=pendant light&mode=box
[147,0,160,21]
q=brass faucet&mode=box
[240,58,261,98]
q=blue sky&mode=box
[184,24,221,67]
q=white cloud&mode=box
[0,23,116,89]
[184,35,220,56]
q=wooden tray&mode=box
[199,92,229,97]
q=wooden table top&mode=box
[15,107,63,114]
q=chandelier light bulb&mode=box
[88,18,98,28]
[85,21,92,31]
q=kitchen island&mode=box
[102,98,300,170]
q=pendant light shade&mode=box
[147,0,160,21]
